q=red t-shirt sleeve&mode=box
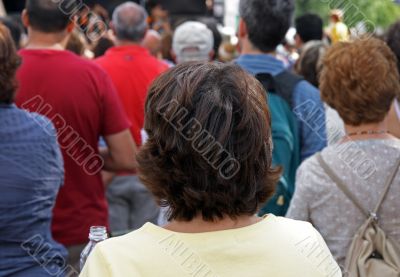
[99,70,131,136]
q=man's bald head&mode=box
[112,2,148,43]
[25,0,77,33]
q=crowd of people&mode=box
[0,0,399,276]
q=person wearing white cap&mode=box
[172,21,214,63]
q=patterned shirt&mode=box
[0,104,67,276]
[287,139,400,267]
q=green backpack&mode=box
[256,71,302,216]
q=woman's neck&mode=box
[163,215,262,234]
[342,120,396,142]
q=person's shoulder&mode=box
[95,225,155,257]
[265,216,321,253]
[295,80,320,97]
[28,111,58,139]
[63,52,109,77]
[297,152,322,172]
[293,79,321,102]
[144,55,169,72]
[270,216,315,237]
[268,216,342,276]
[93,54,110,68]
[293,80,324,117]
[295,150,335,188]
[7,108,58,146]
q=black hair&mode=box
[25,0,78,33]
[295,13,323,43]
[239,0,295,52]
[386,20,400,74]
[0,17,22,49]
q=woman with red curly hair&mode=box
[0,24,67,276]
[287,37,400,267]
[81,62,340,277]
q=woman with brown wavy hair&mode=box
[287,37,400,268]
[81,62,340,277]
[0,23,67,276]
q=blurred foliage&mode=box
[295,0,400,30]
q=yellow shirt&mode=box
[80,215,341,277]
[331,22,350,43]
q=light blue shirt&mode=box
[236,54,327,160]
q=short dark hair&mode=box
[295,13,323,43]
[0,17,22,49]
[239,0,295,52]
[0,24,21,104]
[26,0,76,33]
[93,37,114,58]
[137,62,281,222]
[386,20,400,74]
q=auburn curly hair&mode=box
[320,37,400,126]
[0,23,21,104]
[137,62,281,222]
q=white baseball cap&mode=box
[172,21,214,63]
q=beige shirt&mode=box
[287,139,400,267]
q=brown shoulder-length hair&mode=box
[137,62,281,222]
[0,23,21,104]
[320,37,400,126]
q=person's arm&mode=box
[100,130,137,172]
[0,1,6,17]
[98,69,136,171]
[292,82,327,161]
[286,160,314,222]
[388,99,400,139]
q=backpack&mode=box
[256,71,303,216]
[317,153,400,277]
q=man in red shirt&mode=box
[95,2,167,235]
[15,0,137,272]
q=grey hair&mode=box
[112,2,148,42]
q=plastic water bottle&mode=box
[80,226,108,272]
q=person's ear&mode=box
[208,49,215,61]
[238,18,248,39]
[21,9,29,28]
[66,15,76,33]
[141,26,149,42]
[109,21,117,37]
[170,49,177,63]
[294,34,303,49]
[66,21,75,33]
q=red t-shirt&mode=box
[95,45,168,146]
[15,49,130,246]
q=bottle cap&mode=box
[89,226,108,241]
